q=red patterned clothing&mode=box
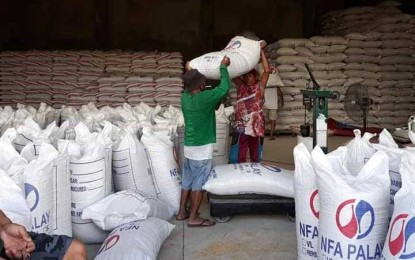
[235,83,265,137]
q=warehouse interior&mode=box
[1,0,415,259]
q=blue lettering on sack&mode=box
[321,236,383,259]
[32,212,49,230]
[299,222,318,240]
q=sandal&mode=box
[188,219,216,228]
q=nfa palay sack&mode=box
[311,146,390,260]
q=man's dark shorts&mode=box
[0,232,72,260]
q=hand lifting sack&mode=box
[82,190,174,231]
[381,151,415,259]
[189,36,261,79]
[203,163,294,198]
[95,218,175,260]
[311,146,390,260]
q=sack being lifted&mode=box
[188,36,262,80]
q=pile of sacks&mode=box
[264,37,414,130]
[0,101,232,259]
[321,1,415,36]
[0,50,184,109]
[293,129,415,259]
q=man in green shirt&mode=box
[176,56,231,227]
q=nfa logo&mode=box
[25,183,40,212]
[388,214,415,259]
[97,235,120,255]
[335,199,375,239]
[224,40,242,51]
[309,189,319,219]
[261,164,282,173]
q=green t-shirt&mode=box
[181,65,230,146]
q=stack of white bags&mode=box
[0,101,196,259]
[294,129,415,259]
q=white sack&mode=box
[95,218,174,260]
[68,140,109,243]
[294,143,319,259]
[381,152,415,259]
[13,118,56,153]
[21,140,72,236]
[22,143,58,234]
[311,147,390,260]
[345,129,376,176]
[189,36,261,79]
[203,163,294,197]
[82,190,174,231]
[0,139,27,190]
[141,128,181,214]
[112,125,156,196]
[0,169,31,230]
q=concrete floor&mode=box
[87,134,352,260]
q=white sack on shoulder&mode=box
[203,163,294,198]
[82,190,174,231]
[189,36,261,79]
[0,169,31,230]
[95,218,175,260]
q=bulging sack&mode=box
[141,128,181,214]
[68,140,109,243]
[112,126,156,196]
[344,129,376,176]
[189,36,261,79]
[373,129,404,212]
[95,218,175,260]
[311,146,390,260]
[203,163,294,198]
[82,190,174,231]
[22,142,59,234]
[382,152,415,259]
[0,169,31,230]
[294,143,319,259]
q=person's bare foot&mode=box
[269,136,275,141]
[175,211,190,221]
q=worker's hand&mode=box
[260,40,267,49]
[220,56,231,66]
[185,61,192,71]
[0,223,35,259]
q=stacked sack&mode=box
[321,1,413,36]
[0,102,200,258]
[263,5,414,131]
[0,50,184,109]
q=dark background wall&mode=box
[0,0,413,61]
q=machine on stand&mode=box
[300,64,339,154]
